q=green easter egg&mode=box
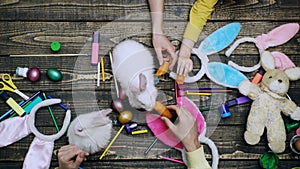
[47,68,62,81]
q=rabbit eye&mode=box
[77,128,83,132]
[269,76,273,79]
[278,79,283,83]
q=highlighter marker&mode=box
[91,32,100,65]
[0,91,25,116]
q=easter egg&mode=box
[118,110,133,124]
[46,68,62,81]
[112,99,124,112]
[118,88,127,100]
[27,67,41,82]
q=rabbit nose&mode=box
[278,79,283,83]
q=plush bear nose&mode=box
[278,79,283,83]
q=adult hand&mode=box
[57,144,89,169]
[161,105,200,152]
[177,38,194,76]
[152,33,177,68]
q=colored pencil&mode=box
[186,92,212,96]
[101,57,105,82]
[183,88,232,93]
[99,125,125,160]
[159,156,185,164]
[43,93,59,132]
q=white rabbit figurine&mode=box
[112,40,158,111]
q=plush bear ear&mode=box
[261,51,275,71]
[285,67,300,81]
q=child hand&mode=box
[177,38,194,76]
[161,105,200,152]
[57,144,89,169]
[152,33,177,68]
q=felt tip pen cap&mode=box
[219,104,231,118]
[50,41,61,52]
[125,122,138,133]
[131,129,148,135]
[226,99,238,107]
[93,32,99,43]
[236,96,251,105]
[91,32,100,65]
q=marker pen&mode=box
[0,91,25,116]
[91,32,100,65]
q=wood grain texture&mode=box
[0,0,299,21]
[0,21,299,56]
[0,0,300,168]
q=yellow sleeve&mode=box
[186,146,212,169]
[183,0,218,42]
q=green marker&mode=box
[50,41,61,52]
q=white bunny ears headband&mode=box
[0,99,71,169]
[170,22,248,88]
[225,23,299,72]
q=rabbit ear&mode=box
[272,51,296,70]
[255,23,299,50]
[130,73,147,94]
[207,62,248,88]
[139,73,147,91]
[0,116,31,147]
[261,51,275,71]
[285,67,300,81]
[197,22,241,55]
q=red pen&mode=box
[91,32,99,65]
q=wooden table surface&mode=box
[0,0,299,168]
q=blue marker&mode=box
[47,95,69,110]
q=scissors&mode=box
[0,74,29,100]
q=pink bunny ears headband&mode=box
[0,99,71,169]
[146,96,219,169]
[226,23,299,72]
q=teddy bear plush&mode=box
[238,51,300,153]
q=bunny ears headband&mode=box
[170,22,248,88]
[226,23,299,72]
[0,99,71,169]
[146,96,219,169]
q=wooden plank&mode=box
[1,160,299,169]
[1,125,299,160]
[0,0,299,21]
[0,21,299,55]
